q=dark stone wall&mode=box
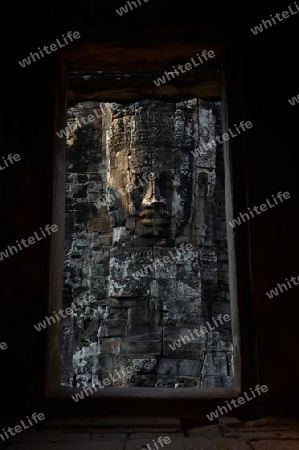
[2,2,299,416]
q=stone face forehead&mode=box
[128,147,175,171]
[110,101,177,147]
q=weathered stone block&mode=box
[87,218,112,233]
[128,308,160,327]
[179,359,203,377]
[201,351,228,376]
[164,326,206,342]
[125,327,162,341]
[99,341,120,355]
[121,342,161,355]
[156,358,179,376]
[162,343,204,359]
[131,358,157,373]
[201,375,234,388]
[98,326,127,338]
[206,331,232,351]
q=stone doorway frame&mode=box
[44,32,257,419]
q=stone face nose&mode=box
[141,179,166,209]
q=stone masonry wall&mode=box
[61,99,233,388]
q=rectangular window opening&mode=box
[58,70,234,393]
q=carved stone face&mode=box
[129,147,175,242]
[107,101,193,246]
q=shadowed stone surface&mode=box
[250,442,299,450]
[125,437,252,450]
[4,416,299,450]
[7,444,124,450]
